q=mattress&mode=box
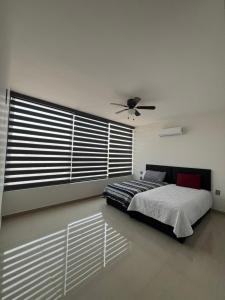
[103,180,166,209]
[128,184,213,238]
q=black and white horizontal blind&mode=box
[4,97,73,190]
[72,115,108,182]
[4,92,134,191]
[109,123,133,177]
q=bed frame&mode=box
[106,164,211,243]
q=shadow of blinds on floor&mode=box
[1,213,129,300]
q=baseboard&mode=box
[2,194,103,219]
[212,208,225,215]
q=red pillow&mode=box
[176,173,201,189]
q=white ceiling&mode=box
[7,0,225,126]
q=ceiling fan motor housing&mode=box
[127,98,138,108]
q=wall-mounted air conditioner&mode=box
[159,127,183,137]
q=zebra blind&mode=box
[4,93,134,191]
[72,115,108,182]
[5,97,73,190]
[109,123,133,177]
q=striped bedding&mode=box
[103,180,167,209]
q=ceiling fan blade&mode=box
[135,109,141,116]
[116,108,129,114]
[110,103,128,107]
[136,105,156,110]
[127,97,141,108]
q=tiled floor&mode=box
[0,196,225,300]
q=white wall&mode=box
[0,0,10,226]
[133,111,225,212]
[2,175,132,216]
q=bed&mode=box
[105,164,212,242]
[103,180,167,211]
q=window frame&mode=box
[4,92,134,191]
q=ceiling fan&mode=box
[110,97,156,119]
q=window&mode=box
[4,92,134,190]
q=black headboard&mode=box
[146,164,211,191]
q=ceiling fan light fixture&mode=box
[128,108,135,115]
[128,109,136,120]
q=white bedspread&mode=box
[127,184,212,238]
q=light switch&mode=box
[215,190,221,196]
